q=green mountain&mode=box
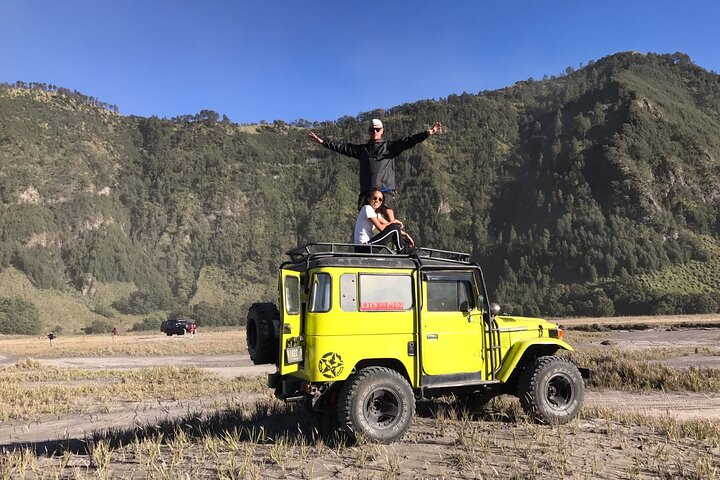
[2,51,720,331]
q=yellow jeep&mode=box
[247,243,587,443]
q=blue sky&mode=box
[1,1,718,124]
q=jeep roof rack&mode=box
[285,242,471,264]
[286,243,393,262]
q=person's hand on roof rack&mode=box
[402,231,415,248]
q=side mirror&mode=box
[490,303,501,316]
[477,295,484,308]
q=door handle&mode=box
[426,334,438,340]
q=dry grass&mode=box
[0,320,719,478]
[570,348,720,393]
[0,360,265,421]
[555,312,720,328]
[2,398,719,479]
[0,330,247,357]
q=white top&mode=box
[372,212,385,236]
[353,205,377,243]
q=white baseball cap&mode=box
[370,119,383,129]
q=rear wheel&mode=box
[518,356,584,424]
[246,303,279,365]
[338,367,415,443]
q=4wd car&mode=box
[247,243,588,443]
[161,319,191,336]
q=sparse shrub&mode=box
[651,293,682,315]
[131,314,164,331]
[112,289,175,315]
[93,304,116,319]
[191,301,245,327]
[548,286,615,317]
[520,303,541,317]
[84,318,114,334]
[12,247,66,290]
[0,297,42,335]
[681,293,719,314]
[14,358,41,369]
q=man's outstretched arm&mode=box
[390,121,442,155]
[426,121,442,136]
[308,132,324,145]
[308,131,360,158]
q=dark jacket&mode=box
[322,131,430,195]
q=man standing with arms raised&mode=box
[309,119,441,211]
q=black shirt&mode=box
[322,131,430,194]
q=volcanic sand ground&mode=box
[1,318,719,479]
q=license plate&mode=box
[285,346,303,364]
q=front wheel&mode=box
[338,367,415,444]
[518,356,584,424]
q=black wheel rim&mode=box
[363,387,401,429]
[545,373,573,409]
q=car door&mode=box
[420,271,484,376]
[279,269,302,375]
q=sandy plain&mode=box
[0,317,718,479]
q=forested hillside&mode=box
[2,51,720,332]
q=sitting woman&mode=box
[353,187,415,253]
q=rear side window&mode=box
[284,276,300,314]
[359,274,413,311]
[309,273,332,312]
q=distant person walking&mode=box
[309,119,442,211]
[112,327,118,341]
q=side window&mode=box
[309,273,332,312]
[284,276,300,315]
[340,274,357,311]
[427,278,474,312]
[359,274,413,311]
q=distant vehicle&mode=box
[160,319,193,336]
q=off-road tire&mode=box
[246,303,279,365]
[338,366,415,444]
[518,355,584,424]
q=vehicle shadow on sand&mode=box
[0,400,339,456]
[1,397,520,457]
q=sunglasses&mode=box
[370,196,384,201]
[370,127,382,132]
